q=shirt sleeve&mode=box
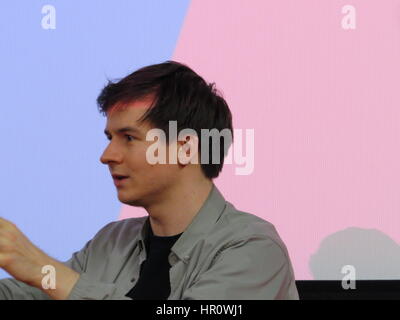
[0,221,131,300]
[61,223,132,300]
[181,235,299,300]
[0,278,52,300]
[0,236,97,299]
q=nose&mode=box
[100,142,124,165]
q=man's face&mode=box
[100,97,180,207]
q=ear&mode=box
[177,134,199,165]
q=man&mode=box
[0,61,299,300]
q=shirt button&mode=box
[169,254,178,265]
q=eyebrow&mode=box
[104,126,142,136]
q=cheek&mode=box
[127,143,179,182]
[146,164,179,188]
[133,142,173,169]
[126,145,152,167]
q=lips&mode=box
[112,174,129,180]
[111,173,130,187]
[112,176,129,187]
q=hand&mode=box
[0,217,80,299]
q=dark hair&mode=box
[97,60,233,179]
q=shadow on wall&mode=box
[309,228,400,280]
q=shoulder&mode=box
[197,202,297,295]
[89,216,147,247]
[210,201,290,258]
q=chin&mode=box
[124,199,146,207]
[117,190,146,207]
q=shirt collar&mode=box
[137,183,227,262]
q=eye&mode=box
[105,135,135,141]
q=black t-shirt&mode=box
[126,223,183,300]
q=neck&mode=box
[145,177,213,236]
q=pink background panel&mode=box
[120,0,400,279]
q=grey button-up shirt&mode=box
[0,184,299,300]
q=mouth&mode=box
[112,174,130,187]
